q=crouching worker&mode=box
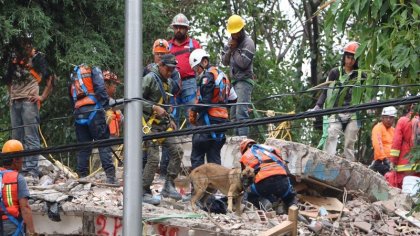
[1,140,36,236]
[239,139,297,211]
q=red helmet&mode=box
[103,71,120,84]
[152,39,170,54]
[343,41,359,54]
[240,139,256,154]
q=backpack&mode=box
[70,65,94,102]
[207,67,231,104]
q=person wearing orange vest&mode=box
[168,13,201,127]
[70,65,117,184]
[103,71,123,138]
[387,104,420,188]
[1,140,36,236]
[188,49,230,170]
[369,106,397,175]
[239,139,297,211]
[3,34,54,185]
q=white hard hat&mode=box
[382,106,397,117]
[171,13,190,27]
[189,49,209,69]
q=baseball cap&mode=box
[160,54,178,67]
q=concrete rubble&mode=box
[27,138,419,235]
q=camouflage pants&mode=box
[143,136,183,189]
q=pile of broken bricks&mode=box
[27,158,420,235]
[295,195,420,235]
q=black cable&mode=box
[1,95,418,159]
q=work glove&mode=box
[189,110,197,125]
[307,105,321,121]
[105,109,115,125]
[308,105,321,112]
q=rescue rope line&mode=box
[1,95,419,159]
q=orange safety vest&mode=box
[201,67,229,119]
[0,168,20,220]
[108,111,121,137]
[13,60,42,84]
[240,144,287,183]
[70,66,97,109]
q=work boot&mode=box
[105,168,119,185]
[143,193,160,206]
[161,179,182,201]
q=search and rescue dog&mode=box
[189,163,255,214]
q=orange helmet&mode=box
[153,39,170,54]
[343,41,359,54]
[2,140,24,153]
[240,139,256,154]
[103,71,120,84]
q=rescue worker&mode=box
[168,13,201,127]
[142,54,184,205]
[369,106,397,175]
[239,139,297,211]
[143,39,181,178]
[1,140,36,236]
[103,71,123,138]
[388,104,420,188]
[188,49,230,169]
[311,41,366,161]
[3,34,54,185]
[222,14,255,137]
[70,65,117,184]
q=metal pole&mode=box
[123,0,142,235]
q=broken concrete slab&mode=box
[353,221,372,233]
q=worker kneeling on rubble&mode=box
[240,139,297,211]
[1,140,36,236]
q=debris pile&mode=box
[26,139,420,235]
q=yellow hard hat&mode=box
[2,140,24,153]
[227,15,245,34]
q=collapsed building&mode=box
[28,137,419,235]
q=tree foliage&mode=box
[0,0,418,162]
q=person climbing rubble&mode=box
[311,41,366,162]
[239,139,297,211]
[69,65,118,185]
[369,106,397,175]
[1,140,36,236]
[142,54,184,205]
[387,104,420,188]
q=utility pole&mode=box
[123,0,142,235]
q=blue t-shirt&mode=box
[17,174,30,200]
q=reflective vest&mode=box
[196,67,229,120]
[108,110,121,137]
[12,59,42,84]
[70,65,97,109]
[0,168,20,220]
[240,144,287,183]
